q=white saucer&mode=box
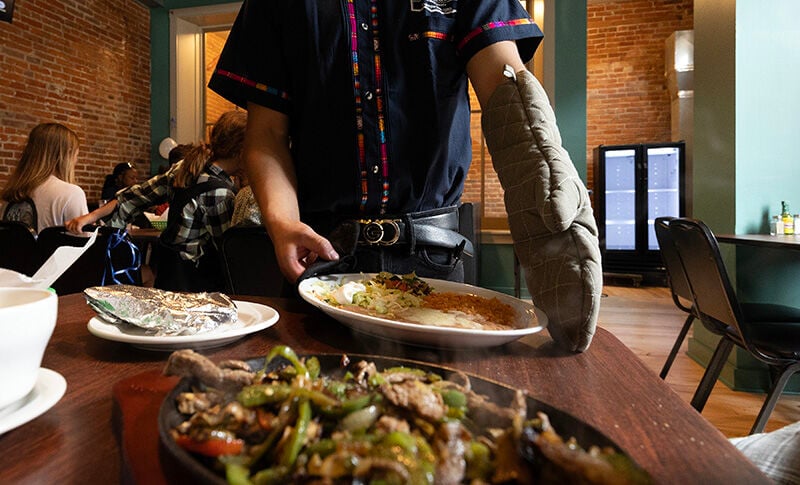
[87,300,279,351]
[0,368,67,435]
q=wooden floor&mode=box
[599,284,800,438]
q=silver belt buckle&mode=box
[359,219,401,246]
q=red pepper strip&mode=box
[174,434,244,457]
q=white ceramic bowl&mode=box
[0,288,58,409]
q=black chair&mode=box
[220,225,286,297]
[37,226,142,295]
[458,202,481,286]
[654,216,698,379]
[668,218,800,433]
[0,221,39,276]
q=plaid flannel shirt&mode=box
[110,162,236,262]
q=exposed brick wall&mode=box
[0,0,151,207]
[586,0,693,190]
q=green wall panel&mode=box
[553,0,587,180]
[478,244,531,298]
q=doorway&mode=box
[169,3,240,144]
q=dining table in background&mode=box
[128,227,163,279]
[0,293,769,484]
[716,233,800,251]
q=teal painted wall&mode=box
[149,8,171,175]
[553,0,588,181]
[735,0,800,234]
[479,243,532,298]
[731,1,800,308]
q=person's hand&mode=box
[268,219,339,283]
[65,214,95,234]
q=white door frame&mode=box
[169,3,241,144]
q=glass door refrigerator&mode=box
[593,142,686,284]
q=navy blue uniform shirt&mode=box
[209,0,543,227]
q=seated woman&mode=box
[66,111,247,292]
[0,122,88,234]
[101,162,139,202]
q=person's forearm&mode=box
[88,199,118,224]
[65,199,118,233]
[244,103,298,238]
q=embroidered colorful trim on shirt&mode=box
[348,0,391,213]
[457,18,536,51]
[414,31,452,42]
[215,69,290,100]
[370,0,390,212]
[345,0,369,210]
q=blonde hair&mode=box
[173,111,248,188]
[1,123,80,202]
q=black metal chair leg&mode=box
[691,338,734,412]
[750,362,800,434]
[660,314,695,379]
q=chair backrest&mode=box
[2,198,38,234]
[37,226,142,295]
[0,221,39,276]
[458,202,481,285]
[654,216,693,312]
[667,218,746,338]
[220,225,286,297]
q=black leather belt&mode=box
[352,208,473,256]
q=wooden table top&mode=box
[717,233,800,250]
[0,293,768,484]
[128,227,162,245]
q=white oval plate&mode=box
[298,274,547,348]
[0,368,67,435]
[87,300,279,351]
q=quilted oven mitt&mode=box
[481,66,602,352]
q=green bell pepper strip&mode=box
[225,462,253,485]
[306,356,321,379]
[383,366,427,377]
[279,398,311,467]
[266,346,309,379]
[293,387,340,409]
[439,389,467,409]
[251,465,289,485]
[237,383,292,407]
[304,438,337,458]
[465,441,492,481]
[326,380,347,399]
[316,393,374,418]
[381,431,417,454]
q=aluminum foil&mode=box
[84,285,237,336]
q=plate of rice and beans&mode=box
[298,273,547,348]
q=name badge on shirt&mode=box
[410,0,456,15]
